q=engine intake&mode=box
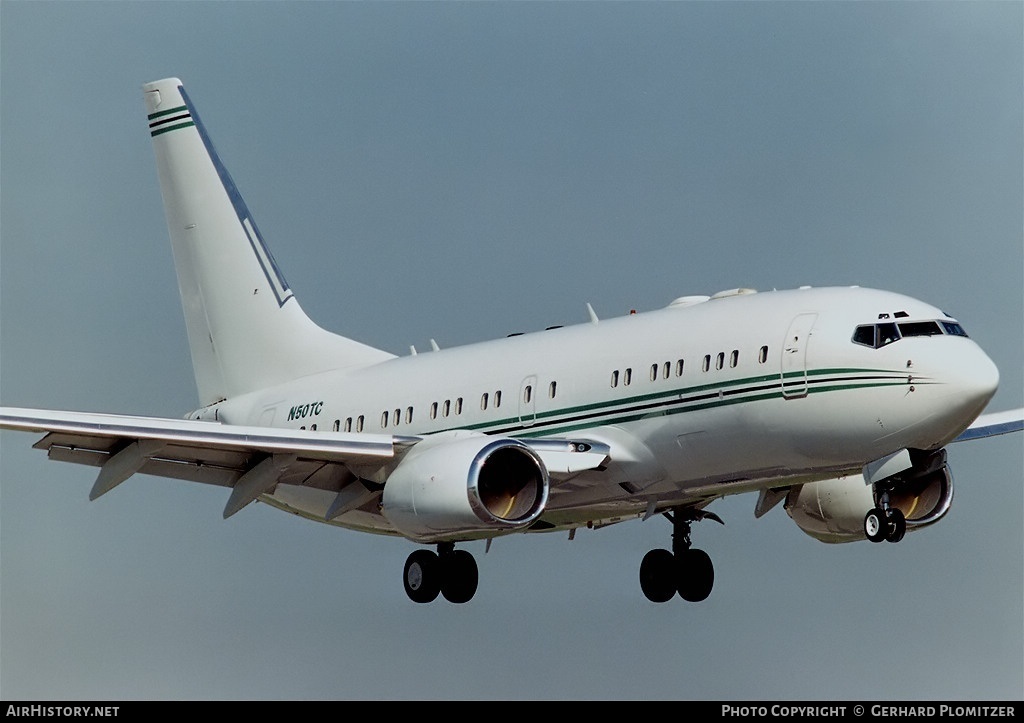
[381,433,549,542]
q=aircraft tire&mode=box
[640,548,676,603]
[677,548,714,602]
[885,508,907,543]
[864,508,888,543]
[404,549,441,603]
[440,549,478,604]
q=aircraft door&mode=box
[781,313,817,399]
[519,375,537,427]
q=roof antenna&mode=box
[586,303,599,324]
[430,339,440,351]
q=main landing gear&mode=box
[639,507,723,603]
[403,542,479,604]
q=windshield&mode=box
[851,320,967,349]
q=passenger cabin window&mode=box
[663,362,670,379]
[443,400,451,417]
[333,419,340,432]
[406,407,413,424]
[650,364,658,382]
[455,397,463,415]
[715,352,724,370]
[430,402,438,420]
[675,359,684,376]
[381,411,388,428]
[549,381,557,398]
[481,392,489,410]
[730,350,739,368]
[494,390,502,407]
[611,370,619,388]
[702,355,711,372]
[356,415,364,432]
[344,418,352,433]
[624,368,632,386]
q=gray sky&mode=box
[2,1,1021,701]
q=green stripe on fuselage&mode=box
[420,367,910,438]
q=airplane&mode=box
[2,77,1021,605]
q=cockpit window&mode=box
[853,325,876,347]
[877,323,899,347]
[897,321,943,337]
[942,321,969,337]
[852,319,968,349]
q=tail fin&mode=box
[143,78,394,406]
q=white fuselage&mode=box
[195,285,998,537]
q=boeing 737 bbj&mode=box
[2,78,1020,604]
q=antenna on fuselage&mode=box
[586,303,599,324]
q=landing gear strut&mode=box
[403,542,479,604]
[639,507,723,603]
[864,489,907,544]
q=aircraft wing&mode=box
[952,407,1024,442]
[0,406,610,519]
[0,406,415,516]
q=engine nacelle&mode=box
[785,450,954,543]
[381,432,549,542]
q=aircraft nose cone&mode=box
[946,344,1000,420]
[974,351,1000,401]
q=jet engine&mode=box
[381,432,549,542]
[785,449,954,543]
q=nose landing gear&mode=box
[639,507,723,603]
[864,505,906,544]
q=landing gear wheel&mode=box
[677,548,714,602]
[440,549,479,604]
[640,548,676,603]
[864,508,887,543]
[403,549,441,603]
[885,508,907,544]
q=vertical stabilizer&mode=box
[143,78,394,406]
